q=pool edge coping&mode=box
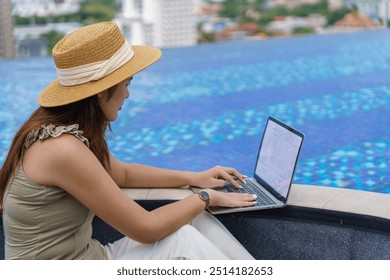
[121,184,390,220]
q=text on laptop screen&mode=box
[255,119,303,198]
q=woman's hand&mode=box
[205,189,257,208]
[191,165,246,189]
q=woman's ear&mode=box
[97,89,109,100]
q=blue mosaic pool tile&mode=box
[110,85,389,160]
[1,29,390,193]
[295,139,389,192]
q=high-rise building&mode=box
[0,0,16,59]
[116,0,197,48]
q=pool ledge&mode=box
[121,184,390,220]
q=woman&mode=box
[0,22,255,260]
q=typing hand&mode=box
[192,165,246,189]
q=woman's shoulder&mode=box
[28,131,91,163]
[25,124,90,149]
[22,127,95,187]
[23,124,92,167]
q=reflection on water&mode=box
[0,30,389,193]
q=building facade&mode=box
[116,0,197,48]
[0,0,16,59]
[10,0,80,17]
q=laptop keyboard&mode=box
[224,180,276,206]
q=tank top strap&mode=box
[24,124,90,148]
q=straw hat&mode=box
[38,22,162,107]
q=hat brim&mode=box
[38,45,162,107]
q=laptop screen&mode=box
[254,117,304,200]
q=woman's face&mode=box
[98,77,132,121]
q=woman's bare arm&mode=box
[109,155,245,189]
[22,135,254,243]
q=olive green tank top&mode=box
[2,124,105,259]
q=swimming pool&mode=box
[0,29,389,193]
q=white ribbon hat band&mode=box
[56,40,134,86]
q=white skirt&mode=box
[103,212,254,260]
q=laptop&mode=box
[206,116,304,215]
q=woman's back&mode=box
[2,125,104,260]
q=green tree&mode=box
[79,4,115,25]
[293,27,314,35]
[220,0,267,20]
[258,6,289,26]
[13,0,117,26]
[220,0,247,19]
[83,0,117,10]
[291,0,328,17]
[13,16,31,25]
[325,7,352,26]
[41,31,64,54]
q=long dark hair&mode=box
[0,93,113,207]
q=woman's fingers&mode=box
[196,165,247,189]
[225,167,246,184]
[231,193,257,206]
[211,190,257,208]
[215,166,245,189]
